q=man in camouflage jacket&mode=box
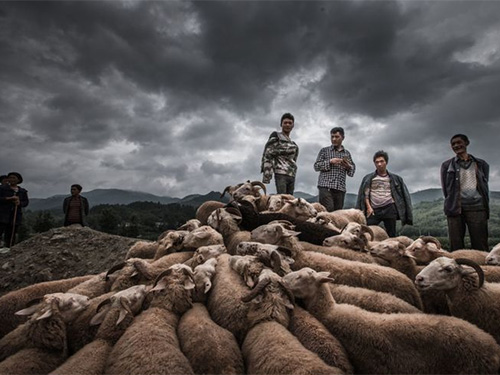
[261,113,299,195]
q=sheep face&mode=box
[251,223,300,246]
[369,240,412,265]
[207,208,242,231]
[192,244,226,267]
[193,258,218,294]
[231,180,266,200]
[282,198,318,219]
[16,292,91,323]
[149,264,195,314]
[91,285,149,326]
[156,230,189,256]
[177,219,202,232]
[486,244,500,265]
[323,232,364,250]
[236,241,294,275]
[415,257,475,291]
[229,255,263,288]
[406,238,444,265]
[282,268,334,299]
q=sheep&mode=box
[0,293,91,375]
[311,202,327,213]
[206,254,253,343]
[235,241,294,275]
[153,230,189,259]
[207,207,251,254]
[50,285,150,375]
[227,200,340,245]
[301,241,376,263]
[289,306,353,373]
[282,267,500,374]
[192,258,218,302]
[220,180,266,201]
[251,222,423,308]
[266,193,295,212]
[177,303,244,374]
[104,264,195,375]
[416,257,500,344]
[183,243,227,269]
[176,218,202,232]
[125,240,159,260]
[368,239,450,315]
[312,208,366,230]
[486,242,500,265]
[0,275,93,339]
[195,200,226,225]
[406,236,489,265]
[238,240,419,314]
[274,197,318,221]
[241,269,344,375]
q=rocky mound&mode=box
[0,226,142,296]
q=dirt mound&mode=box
[0,226,142,296]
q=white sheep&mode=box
[192,258,218,302]
[104,264,195,375]
[283,267,500,374]
[0,293,91,375]
[416,257,500,344]
[177,303,244,374]
[406,236,489,265]
[250,222,423,308]
[207,207,251,255]
[486,242,500,265]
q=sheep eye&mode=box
[441,266,453,273]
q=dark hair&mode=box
[0,175,7,181]
[330,127,345,138]
[7,172,23,184]
[450,134,469,146]
[373,150,389,163]
[280,113,294,125]
[71,184,83,192]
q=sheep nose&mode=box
[415,275,424,283]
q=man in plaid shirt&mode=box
[314,127,355,211]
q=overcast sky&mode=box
[1,1,499,199]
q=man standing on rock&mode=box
[63,184,90,227]
[0,172,29,249]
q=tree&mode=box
[98,208,120,234]
[32,211,56,233]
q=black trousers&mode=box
[318,187,345,212]
[447,210,489,251]
[0,223,18,247]
[367,203,398,238]
[275,174,295,195]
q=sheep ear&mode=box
[36,309,53,320]
[196,254,205,264]
[15,304,41,317]
[284,301,295,310]
[90,309,108,326]
[184,277,195,290]
[316,271,334,283]
[245,274,256,289]
[204,280,212,294]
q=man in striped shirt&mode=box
[314,127,355,212]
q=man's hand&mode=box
[262,172,272,184]
[329,157,343,165]
[366,205,374,217]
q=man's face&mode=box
[374,156,387,174]
[7,175,19,185]
[451,137,467,155]
[330,132,344,147]
[281,118,294,133]
[71,187,80,196]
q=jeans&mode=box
[275,174,295,195]
[318,187,345,212]
[447,210,489,251]
[366,203,398,238]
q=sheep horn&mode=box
[271,220,295,230]
[241,278,271,303]
[420,236,442,249]
[96,298,112,313]
[251,181,267,195]
[153,268,173,287]
[220,186,233,198]
[360,225,375,241]
[455,258,484,288]
[276,246,293,257]
[106,262,127,280]
[270,250,284,275]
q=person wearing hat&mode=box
[0,172,29,248]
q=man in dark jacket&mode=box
[441,134,489,251]
[63,184,89,226]
[0,172,29,248]
[356,151,412,238]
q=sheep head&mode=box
[280,197,318,220]
[415,257,484,292]
[486,243,500,265]
[193,258,218,295]
[282,267,334,299]
[149,264,195,314]
[90,285,150,327]
[236,241,294,275]
[369,239,414,265]
[177,219,202,232]
[406,236,447,265]
[181,225,224,250]
[16,292,90,323]
[241,269,295,328]
[251,222,300,247]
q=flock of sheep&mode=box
[1,179,500,374]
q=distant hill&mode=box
[28,188,498,212]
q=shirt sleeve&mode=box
[314,148,331,172]
[345,151,355,177]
